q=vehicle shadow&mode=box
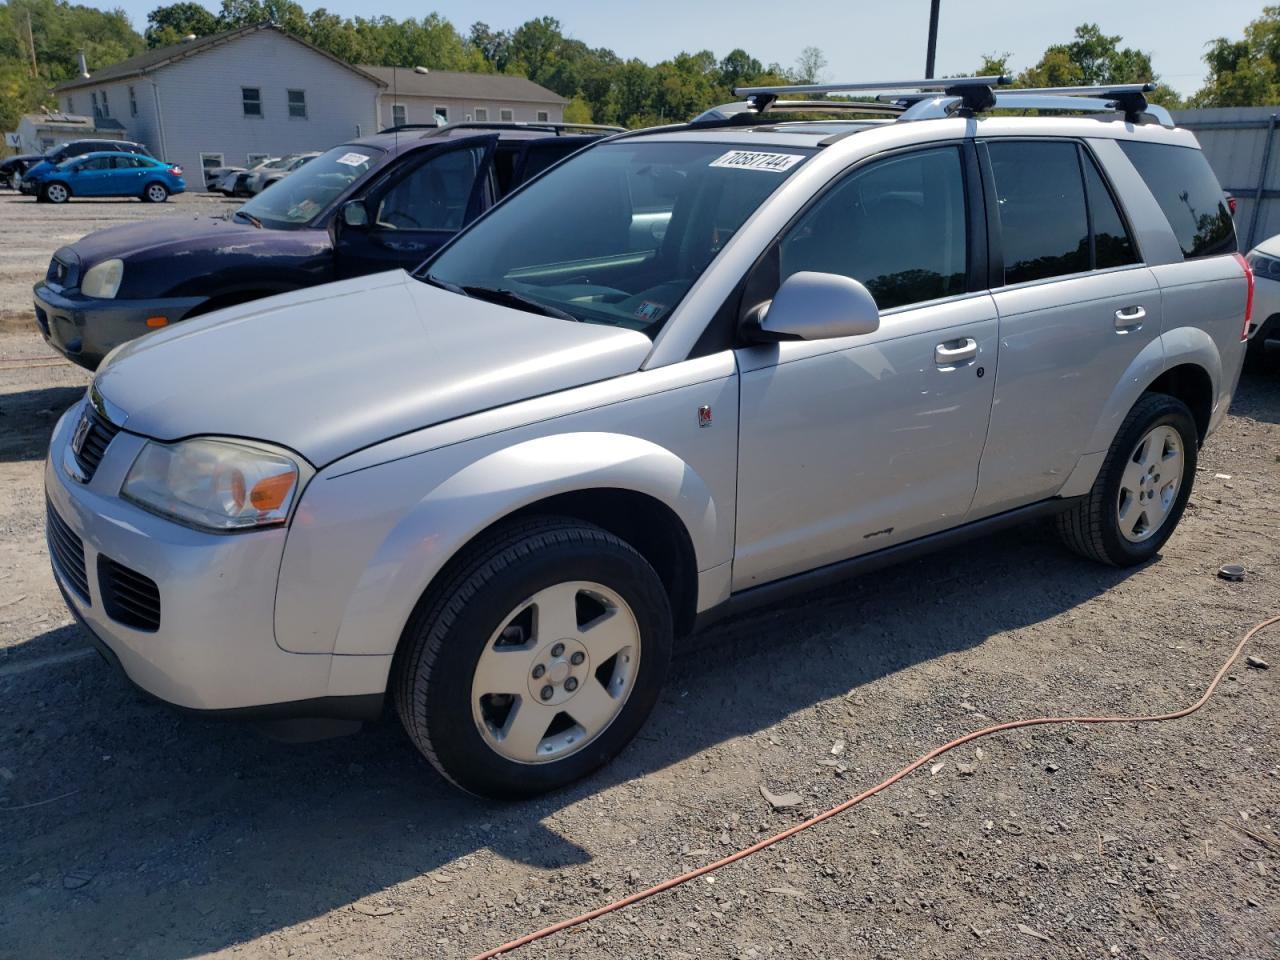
[0,524,1137,959]
[1231,367,1280,424]
[0,385,83,463]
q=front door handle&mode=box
[935,337,978,367]
[1114,305,1146,330]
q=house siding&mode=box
[378,95,563,129]
[154,31,379,181]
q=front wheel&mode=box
[142,182,169,203]
[393,517,673,798]
[1057,393,1198,566]
[42,182,69,204]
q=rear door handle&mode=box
[1114,305,1146,330]
[935,337,978,367]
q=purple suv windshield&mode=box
[237,144,383,228]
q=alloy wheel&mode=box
[46,184,68,203]
[147,184,167,202]
[1116,424,1184,543]
[470,580,640,764]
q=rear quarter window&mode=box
[1118,141,1235,259]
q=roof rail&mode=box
[378,120,625,136]
[689,99,905,127]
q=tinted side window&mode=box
[778,146,967,310]
[376,145,483,232]
[1118,141,1235,259]
[987,141,1089,285]
[1082,152,1138,269]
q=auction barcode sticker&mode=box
[335,152,371,166]
[709,150,804,173]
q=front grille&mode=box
[73,406,122,482]
[98,556,161,632]
[34,305,49,335]
[47,502,90,602]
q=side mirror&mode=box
[340,199,369,228]
[745,271,881,343]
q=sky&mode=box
[107,0,1267,98]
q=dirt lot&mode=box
[1,192,1278,960]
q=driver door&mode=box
[334,135,497,278]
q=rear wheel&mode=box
[393,517,673,798]
[42,182,69,204]
[142,182,169,203]
[1057,393,1197,566]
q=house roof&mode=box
[54,24,386,92]
[20,112,126,133]
[360,66,568,105]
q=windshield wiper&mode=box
[424,273,466,295]
[461,285,579,322]
[234,209,262,228]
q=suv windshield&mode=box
[422,140,816,335]
[236,144,384,229]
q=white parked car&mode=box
[46,78,1250,797]
[1245,235,1280,367]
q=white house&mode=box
[12,112,131,155]
[361,66,567,130]
[52,25,384,188]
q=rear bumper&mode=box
[33,282,205,370]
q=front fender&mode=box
[276,431,725,658]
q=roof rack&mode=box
[708,77,1171,129]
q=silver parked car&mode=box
[246,152,319,195]
[46,78,1250,798]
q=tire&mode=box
[1057,393,1198,566]
[393,516,673,799]
[42,182,69,204]
[142,182,169,203]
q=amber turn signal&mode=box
[249,471,296,511]
[146,316,168,328]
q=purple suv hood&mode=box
[67,216,260,263]
[94,271,653,466]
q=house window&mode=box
[288,89,307,119]
[91,92,99,117]
[536,111,549,122]
[392,104,406,127]
[199,153,224,190]
[129,86,138,117]
[474,107,488,121]
[242,87,262,117]
[64,96,73,113]
[434,105,448,123]
[500,108,514,122]
[101,89,109,116]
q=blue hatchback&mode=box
[25,151,185,204]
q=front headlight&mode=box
[122,438,308,532]
[81,259,124,299]
[1247,251,1280,280]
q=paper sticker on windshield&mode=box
[635,301,666,322]
[335,152,369,167]
[709,150,804,173]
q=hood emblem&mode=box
[70,410,92,456]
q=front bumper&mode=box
[33,282,205,370]
[43,400,382,718]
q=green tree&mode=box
[793,45,827,84]
[145,2,220,47]
[1194,6,1280,106]
[563,94,592,124]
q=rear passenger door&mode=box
[733,145,999,589]
[967,139,1162,518]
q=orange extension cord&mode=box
[472,612,1279,960]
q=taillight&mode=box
[1226,194,1238,215]
[169,165,182,175]
[1233,251,1254,340]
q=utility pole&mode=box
[925,0,940,78]
[27,11,39,79]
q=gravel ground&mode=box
[1,191,1278,960]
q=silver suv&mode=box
[45,79,1250,797]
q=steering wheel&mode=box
[381,210,421,229]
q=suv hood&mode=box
[95,271,654,466]
[67,216,262,265]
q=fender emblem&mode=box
[697,405,712,428]
[71,411,92,456]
